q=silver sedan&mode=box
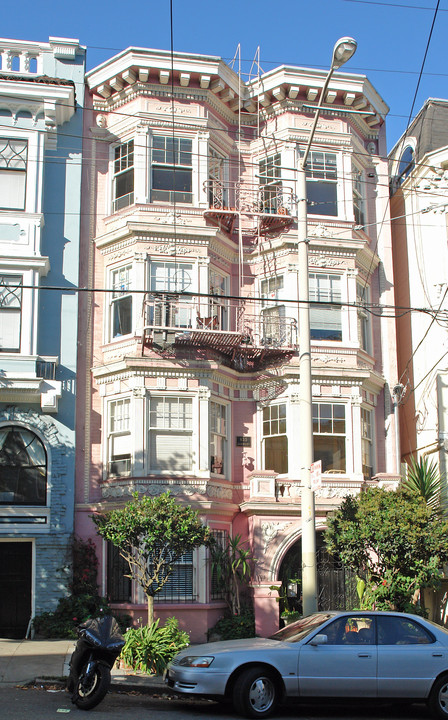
[165,610,448,719]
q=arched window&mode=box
[397,146,414,185]
[0,426,47,505]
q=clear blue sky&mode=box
[3,0,448,150]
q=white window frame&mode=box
[262,402,288,475]
[352,164,365,227]
[109,265,133,341]
[0,274,23,352]
[107,397,132,478]
[309,273,342,342]
[304,149,338,217]
[357,282,371,354]
[210,401,228,476]
[148,394,194,474]
[151,135,193,204]
[113,139,134,212]
[0,138,28,211]
[361,407,374,480]
[312,402,346,474]
[208,146,228,208]
[259,152,282,213]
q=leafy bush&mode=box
[120,617,189,675]
[207,611,255,641]
[33,593,130,639]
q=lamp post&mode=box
[299,37,357,617]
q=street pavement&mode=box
[0,636,166,691]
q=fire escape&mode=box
[141,179,297,372]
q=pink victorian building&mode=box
[76,46,400,641]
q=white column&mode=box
[197,131,209,208]
[134,127,148,203]
[351,394,363,477]
[132,386,146,476]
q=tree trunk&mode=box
[147,594,154,625]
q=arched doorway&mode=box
[277,531,356,620]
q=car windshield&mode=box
[269,613,335,643]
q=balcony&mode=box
[203,180,295,235]
[141,295,297,371]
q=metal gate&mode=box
[278,532,357,615]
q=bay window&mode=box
[263,403,288,474]
[149,396,193,472]
[0,275,22,352]
[148,261,193,329]
[0,138,27,210]
[309,273,342,341]
[113,140,134,211]
[313,403,346,473]
[151,136,192,203]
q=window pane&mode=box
[0,427,46,505]
[265,435,288,474]
[314,435,346,472]
[0,170,26,210]
[307,180,337,216]
[113,295,132,337]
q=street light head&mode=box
[331,37,357,70]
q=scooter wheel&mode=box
[73,663,111,710]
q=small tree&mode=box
[402,455,447,515]
[210,534,254,616]
[326,486,448,613]
[92,492,211,625]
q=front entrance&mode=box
[0,542,32,638]
[278,532,356,619]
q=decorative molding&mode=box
[261,521,292,553]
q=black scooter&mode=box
[67,615,125,710]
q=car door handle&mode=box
[358,653,372,658]
[433,653,444,657]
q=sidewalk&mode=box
[0,637,166,693]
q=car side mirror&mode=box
[309,634,328,646]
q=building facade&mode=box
[390,99,448,474]
[0,37,85,637]
[77,46,399,641]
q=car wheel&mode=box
[232,666,278,718]
[429,674,448,719]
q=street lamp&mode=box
[299,37,357,617]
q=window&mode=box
[357,283,370,352]
[210,402,227,475]
[377,616,433,645]
[325,616,375,645]
[108,398,131,477]
[305,151,337,216]
[208,271,228,331]
[313,403,346,473]
[113,140,134,211]
[0,275,22,351]
[107,542,132,602]
[210,529,227,600]
[110,266,132,339]
[0,138,27,210]
[260,275,284,306]
[352,165,365,226]
[361,408,373,481]
[309,273,342,341]
[259,153,282,213]
[263,403,288,474]
[149,396,193,472]
[208,147,227,208]
[152,136,192,203]
[396,146,414,186]
[148,261,193,329]
[0,426,47,505]
[153,550,194,602]
[262,305,286,345]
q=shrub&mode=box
[33,593,130,639]
[207,611,255,641]
[120,617,189,675]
